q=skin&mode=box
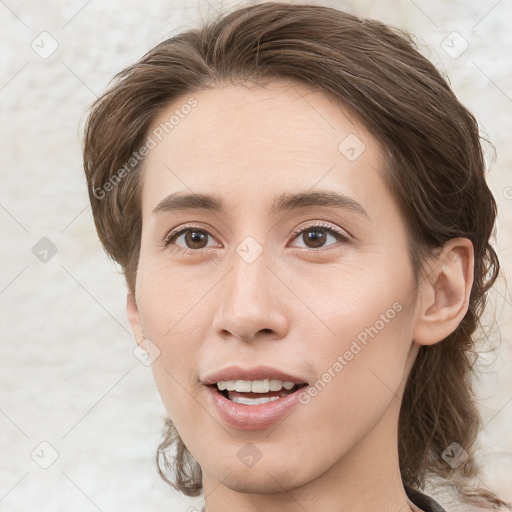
[126,80,474,512]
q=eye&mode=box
[289,222,350,250]
[164,221,350,253]
[164,225,218,252]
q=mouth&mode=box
[202,367,310,430]
[211,379,308,405]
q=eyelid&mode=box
[163,222,218,247]
[288,220,351,243]
[163,220,351,251]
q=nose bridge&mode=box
[213,240,288,341]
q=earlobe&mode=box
[126,292,146,346]
[413,238,474,346]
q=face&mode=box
[129,80,423,495]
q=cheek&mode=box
[304,257,416,407]
[298,299,415,458]
[134,259,209,411]
[135,253,213,339]
[302,252,413,345]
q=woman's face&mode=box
[129,80,423,494]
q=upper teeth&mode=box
[216,379,296,393]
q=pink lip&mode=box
[201,365,309,431]
[204,384,306,431]
[201,365,308,385]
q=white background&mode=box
[0,1,511,511]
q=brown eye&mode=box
[165,228,215,251]
[183,230,209,249]
[302,228,328,248]
[291,224,349,250]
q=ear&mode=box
[126,292,147,349]
[413,237,474,346]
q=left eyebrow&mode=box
[151,190,369,219]
[271,190,369,218]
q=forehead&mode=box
[139,80,390,220]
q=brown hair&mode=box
[82,2,508,508]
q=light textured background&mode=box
[0,1,511,511]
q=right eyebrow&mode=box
[152,192,223,215]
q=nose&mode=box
[212,246,289,343]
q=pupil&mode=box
[305,229,325,248]
[186,230,207,248]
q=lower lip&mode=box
[204,385,305,431]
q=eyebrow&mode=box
[152,190,369,219]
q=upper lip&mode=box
[202,365,309,386]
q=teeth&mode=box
[231,395,280,405]
[269,379,283,391]
[216,379,297,393]
[251,379,269,393]
[235,380,251,392]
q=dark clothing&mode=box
[406,485,447,512]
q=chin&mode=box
[220,466,308,495]
[202,451,316,495]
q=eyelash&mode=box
[163,221,350,255]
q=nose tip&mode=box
[212,256,289,343]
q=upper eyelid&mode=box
[290,220,349,239]
[164,220,350,247]
[164,222,218,245]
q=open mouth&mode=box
[212,379,308,406]
[204,373,310,429]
